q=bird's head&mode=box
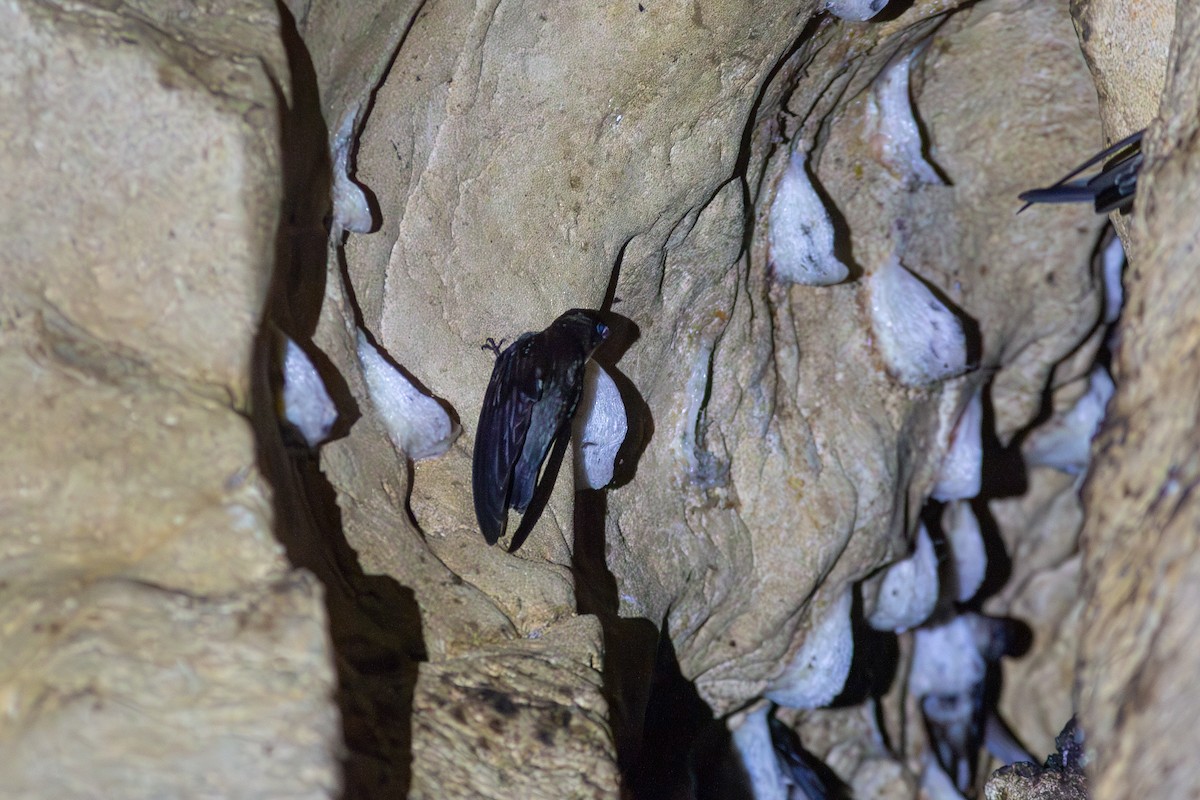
[555,308,610,354]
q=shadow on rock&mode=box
[253,5,427,797]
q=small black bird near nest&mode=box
[472,309,609,552]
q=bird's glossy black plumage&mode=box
[768,713,836,800]
[1018,129,1144,214]
[472,308,609,551]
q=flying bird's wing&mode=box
[1015,181,1097,207]
[1017,129,1144,214]
[1089,142,1143,213]
[473,335,541,545]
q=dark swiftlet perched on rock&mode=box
[1018,129,1144,214]
[473,308,609,551]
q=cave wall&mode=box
[1074,2,1200,799]
[0,2,339,797]
[1,0,1196,798]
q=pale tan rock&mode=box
[320,0,1111,792]
[672,0,1103,713]
[1073,0,1172,140]
[769,2,1103,791]
[1075,3,1200,799]
[319,0,855,787]
[0,575,336,799]
[988,467,1086,758]
[794,705,919,799]
[4,0,1173,794]
[409,616,617,799]
[1071,0,1171,250]
[0,1,338,798]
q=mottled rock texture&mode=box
[322,0,1105,795]
[3,0,1194,797]
[1075,2,1200,799]
[984,718,1088,800]
[1073,0,1172,141]
[0,1,339,798]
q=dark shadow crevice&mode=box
[253,4,427,797]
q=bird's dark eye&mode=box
[596,322,608,337]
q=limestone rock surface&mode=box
[317,0,1109,795]
[1075,3,1200,799]
[7,0,1199,797]
[0,2,339,798]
